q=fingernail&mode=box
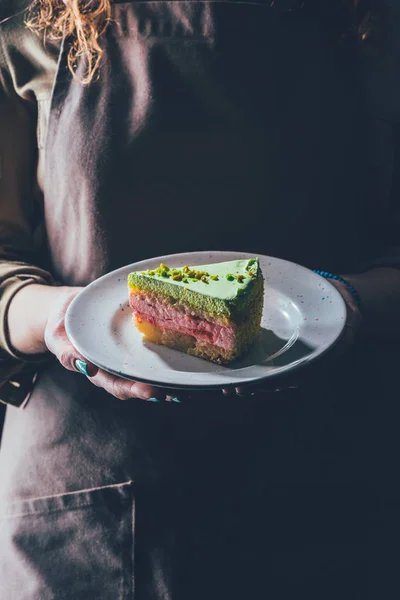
[171,397,181,403]
[75,359,89,376]
[149,397,160,403]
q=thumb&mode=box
[56,343,99,377]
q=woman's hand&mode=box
[9,284,172,402]
[44,287,174,401]
[222,277,363,398]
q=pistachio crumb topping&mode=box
[139,260,257,286]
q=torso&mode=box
[0,3,397,597]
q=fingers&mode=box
[222,385,260,397]
[74,359,98,378]
[222,388,234,396]
[236,386,257,397]
[47,329,99,377]
[56,349,98,377]
[88,369,164,401]
[165,395,183,403]
[89,370,182,402]
[222,382,300,397]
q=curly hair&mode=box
[26,0,112,84]
[26,0,377,85]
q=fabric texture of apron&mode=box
[0,2,376,598]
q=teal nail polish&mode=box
[172,397,181,403]
[75,360,89,376]
[149,397,160,403]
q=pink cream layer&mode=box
[129,291,236,351]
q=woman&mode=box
[0,0,398,597]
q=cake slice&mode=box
[127,258,264,364]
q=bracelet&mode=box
[313,270,361,307]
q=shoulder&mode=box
[0,1,32,87]
[0,0,32,58]
[0,1,59,101]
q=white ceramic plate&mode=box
[65,251,347,389]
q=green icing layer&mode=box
[128,258,262,319]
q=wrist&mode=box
[313,271,363,342]
[7,284,78,356]
[313,270,361,308]
[329,277,363,332]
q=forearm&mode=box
[346,267,400,340]
[7,284,78,355]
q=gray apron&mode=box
[0,2,373,598]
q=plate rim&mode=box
[65,250,347,390]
